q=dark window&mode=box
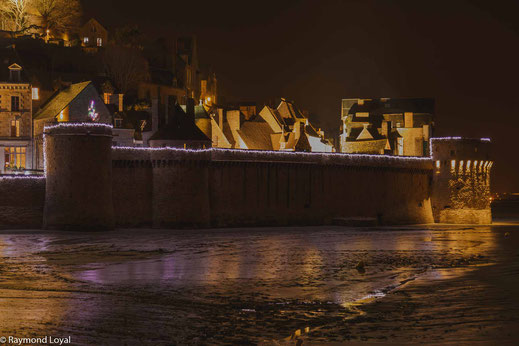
[11,96,19,111]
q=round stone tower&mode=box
[431,138,493,224]
[43,123,114,230]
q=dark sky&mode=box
[83,0,519,192]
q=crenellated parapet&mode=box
[430,137,493,224]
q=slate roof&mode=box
[33,81,91,120]
[180,105,211,120]
[149,104,210,142]
[237,119,274,150]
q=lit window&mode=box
[97,38,102,47]
[104,93,112,104]
[451,160,456,171]
[4,147,26,170]
[32,87,39,100]
[83,37,89,44]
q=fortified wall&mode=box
[0,124,494,230]
[111,147,434,228]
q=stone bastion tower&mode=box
[430,138,493,224]
[43,124,115,230]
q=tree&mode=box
[0,0,31,32]
[31,0,81,35]
[103,45,150,94]
[0,0,81,34]
[113,25,145,48]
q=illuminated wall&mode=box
[431,138,493,224]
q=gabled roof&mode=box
[33,81,91,120]
[82,18,108,34]
[149,104,210,142]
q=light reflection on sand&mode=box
[0,225,505,343]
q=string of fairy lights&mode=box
[0,123,493,180]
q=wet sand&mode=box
[308,225,519,344]
[0,221,518,344]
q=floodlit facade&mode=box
[0,63,34,173]
[340,98,434,156]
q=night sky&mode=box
[83,0,519,192]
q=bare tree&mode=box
[103,46,150,94]
[31,0,81,34]
[0,0,31,32]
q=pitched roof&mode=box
[149,104,210,142]
[179,105,211,120]
[33,81,91,120]
[237,120,274,150]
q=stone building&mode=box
[196,98,334,152]
[0,63,34,173]
[340,98,434,156]
[33,81,112,169]
[79,18,108,48]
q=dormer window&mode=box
[83,37,89,44]
[8,63,22,82]
[114,118,122,128]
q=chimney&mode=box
[423,124,430,141]
[217,108,224,129]
[152,98,159,133]
[381,120,391,137]
[186,98,195,122]
[227,110,241,132]
[404,112,414,128]
[295,121,305,140]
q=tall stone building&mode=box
[340,98,434,156]
[0,63,34,173]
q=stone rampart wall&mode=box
[112,148,434,227]
[0,177,45,229]
[431,138,493,224]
